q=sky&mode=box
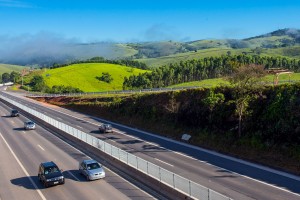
[0,0,300,43]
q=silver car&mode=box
[79,160,105,181]
[24,121,36,130]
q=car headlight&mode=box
[46,179,51,182]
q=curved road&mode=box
[1,90,300,200]
[0,101,155,200]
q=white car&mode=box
[24,121,36,130]
[79,160,105,181]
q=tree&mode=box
[10,71,21,83]
[202,89,225,127]
[227,64,266,137]
[2,73,10,83]
[96,72,113,83]
[30,75,47,92]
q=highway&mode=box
[0,100,155,200]
[1,90,300,200]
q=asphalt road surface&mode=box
[0,101,155,200]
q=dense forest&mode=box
[123,55,300,89]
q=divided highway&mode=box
[0,101,155,200]
[1,90,300,200]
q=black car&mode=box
[11,109,19,117]
[38,161,65,188]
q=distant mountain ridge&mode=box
[245,28,300,40]
[1,28,299,67]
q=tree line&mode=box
[123,55,300,89]
[0,71,21,84]
[51,56,149,70]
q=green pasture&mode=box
[168,78,229,88]
[42,63,149,92]
[168,73,300,89]
[0,64,27,74]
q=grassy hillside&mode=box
[0,64,26,74]
[168,78,229,88]
[168,73,300,88]
[42,63,149,92]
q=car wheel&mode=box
[86,175,90,181]
[61,179,65,185]
[43,181,48,188]
[38,175,41,182]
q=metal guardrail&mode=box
[25,79,300,98]
[0,94,233,200]
[26,85,211,97]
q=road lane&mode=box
[0,132,43,200]
[0,104,155,200]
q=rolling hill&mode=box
[0,64,27,74]
[1,28,300,68]
[42,63,149,92]
[136,45,300,68]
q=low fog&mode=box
[0,32,118,67]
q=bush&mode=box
[96,72,113,83]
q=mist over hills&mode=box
[0,28,299,67]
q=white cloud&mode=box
[143,24,181,41]
[0,0,35,8]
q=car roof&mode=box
[82,159,98,165]
[25,121,34,123]
[41,161,57,168]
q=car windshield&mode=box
[12,110,18,113]
[87,163,101,170]
[104,124,111,129]
[44,166,59,174]
[26,122,34,125]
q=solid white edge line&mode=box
[37,145,45,151]
[154,158,174,167]
[0,131,47,200]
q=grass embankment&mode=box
[41,63,149,92]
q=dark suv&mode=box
[38,161,65,188]
[11,109,19,117]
